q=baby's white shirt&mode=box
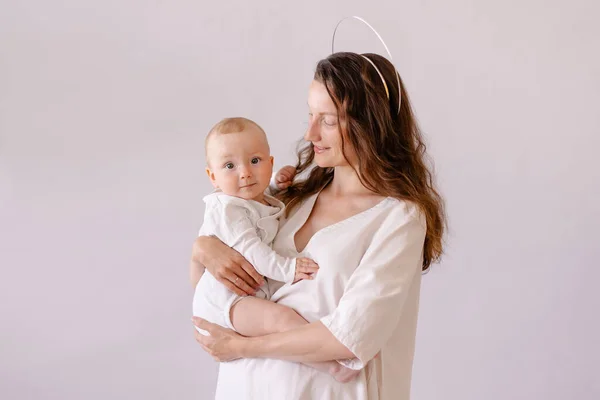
[198,191,296,283]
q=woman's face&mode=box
[305,80,356,168]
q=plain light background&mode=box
[1,0,598,399]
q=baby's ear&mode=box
[269,156,274,166]
[206,167,218,188]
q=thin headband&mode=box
[332,16,402,114]
[360,55,389,99]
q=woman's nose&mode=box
[304,120,320,142]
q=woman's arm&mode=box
[245,322,354,362]
[191,236,264,296]
[192,317,353,363]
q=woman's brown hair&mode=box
[279,52,446,271]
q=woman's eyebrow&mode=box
[307,109,338,116]
[307,103,337,116]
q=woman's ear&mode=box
[206,167,218,188]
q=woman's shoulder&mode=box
[384,196,421,213]
[380,197,427,229]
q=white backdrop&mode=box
[1,1,598,399]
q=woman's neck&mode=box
[327,165,374,197]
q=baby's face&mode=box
[206,127,273,201]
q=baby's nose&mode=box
[239,166,252,178]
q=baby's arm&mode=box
[268,165,296,195]
[208,200,318,283]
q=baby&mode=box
[192,117,359,382]
[192,117,318,335]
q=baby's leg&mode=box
[230,297,360,383]
[230,296,302,336]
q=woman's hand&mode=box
[192,236,264,296]
[274,165,297,190]
[192,317,245,362]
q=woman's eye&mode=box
[251,157,260,165]
[224,163,234,170]
[323,118,336,127]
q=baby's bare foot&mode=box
[329,363,361,383]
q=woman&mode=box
[190,52,446,399]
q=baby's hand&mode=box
[274,165,297,189]
[293,257,319,283]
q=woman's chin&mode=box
[313,155,334,168]
[314,158,346,169]
[315,161,333,168]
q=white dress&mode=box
[193,192,296,333]
[213,192,426,400]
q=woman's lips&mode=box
[313,145,329,154]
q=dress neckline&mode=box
[292,190,392,253]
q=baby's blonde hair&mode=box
[205,117,269,164]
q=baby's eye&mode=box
[224,162,235,170]
[251,157,260,165]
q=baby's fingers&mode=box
[294,272,315,281]
[276,166,296,181]
[296,258,320,274]
[276,181,292,189]
[301,265,320,274]
[276,171,291,182]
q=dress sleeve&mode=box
[205,198,296,284]
[319,203,426,369]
